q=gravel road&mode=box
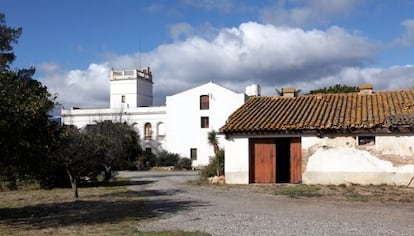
[118,171,414,236]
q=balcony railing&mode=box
[111,68,152,80]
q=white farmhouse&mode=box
[61,67,250,167]
[165,82,248,166]
[221,86,414,186]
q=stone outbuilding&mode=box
[221,86,414,186]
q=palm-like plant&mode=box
[208,130,219,155]
[208,130,222,176]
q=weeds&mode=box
[273,185,322,198]
[346,193,369,202]
[137,231,211,236]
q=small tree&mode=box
[55,126,103,198]
[85,121,142,181]
[208,130,219,155]
[207,130,223,176]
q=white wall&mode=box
[376,136,414,156]
[302,134,414,186]
[165,82,247,166]
[61,106,167,153]
[225,134,414,186]
[110,79,138,108]
[303,147,414,186]
[110,75,153,108]
[224,137,250,184]
[136,78,153,107]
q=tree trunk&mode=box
[214,144,219,155]
[104,165,112,182]
[66,168,78,198]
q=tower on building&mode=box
[110,67,153,108]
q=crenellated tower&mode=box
[109,67,153,108]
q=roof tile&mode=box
[221,90,414,134]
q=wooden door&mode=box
[250,139,276,183]
[290,137,302,184]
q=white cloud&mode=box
[397,19,414,46]
[38,63,110,108]
[302,65,414,92]
[260,0,362,27]
[40,21,414,108]
[169,23,194,41]
[142,22,375,97]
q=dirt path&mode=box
[118,171,414,236]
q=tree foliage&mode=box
[309,84,359,94]
[84,121,142,181]
[207,130,219,155]
[0,13,59,187]
[0,13,22,71]
[52,126,104,198]
[0,68,57,183]
[207,130,224,177]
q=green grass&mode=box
[137,231,210,236]
[0,179,212,235]
[0,179,148,235]
[346,193,369,202]
[273,185,322,198]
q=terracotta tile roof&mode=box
[220,90,414,134]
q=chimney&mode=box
[245,84,261,96]
[282,87,296,98]
[359,84,373,94]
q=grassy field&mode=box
[195,179,414,203]
[242,183,414,202]
[2,178,413,236]
[0,180,209,236]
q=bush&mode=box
[0,180,17,191]
[136,152,157,170]
[200,149,224,179]
[175,158,192,170]
[156,151,180,167]
[117,160,138,171]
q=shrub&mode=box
[117,160,138,171]
[136,152,157,170]
[156,151,180,167]
[175,158,192,170]
[200,149,224,179]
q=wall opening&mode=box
[144,123,152,140]
[358,136,375,145]
[200,95,209,110]
[190,148,197,160]
[276,138,291,183]
[201,116,209,128]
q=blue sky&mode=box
[2,0,414,107]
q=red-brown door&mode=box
[250,137,302,184]
[290,137,302,184]
[250,139,276,183]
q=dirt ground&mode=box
[222,182,414,203]
[121,171,414,236]
[1,171,414,235]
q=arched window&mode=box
[144,123,152,140]
[157,122,165,136]
[200,95,209,110]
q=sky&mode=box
[2,0,414,108]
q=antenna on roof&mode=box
[139,33,142,69]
